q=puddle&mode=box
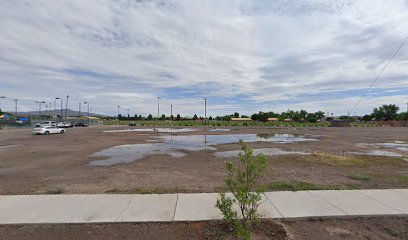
[103,128,198,133]
[215,148,309,158]
[348,150,403,157]
[208,128,231,132]
[0,144,22,150]
[356,141,408,156]
[88,133,317,166]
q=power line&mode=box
[349,34,408,114]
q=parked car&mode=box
[57,122,73,128]
[75,122,88,127]
[32,126,66,135]
[35,121,57,128]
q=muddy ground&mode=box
[0,125,407,194]
[0,217,407,240]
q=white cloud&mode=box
[0,0,407,116]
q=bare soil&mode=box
[0,125,407,194]
[0,217,406,240]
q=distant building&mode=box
[267,118,279,121]
[283,118,293,122]
[230,118,252,121]
[330,120,351,127]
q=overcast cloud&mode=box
[0,0,407,117]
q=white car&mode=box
[57,122,73,128]
[32,126,66,135]
[35,121,57,127]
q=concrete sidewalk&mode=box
[0,189,407,224]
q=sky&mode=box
[0,0,407,117]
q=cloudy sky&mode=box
[0,0,407,117]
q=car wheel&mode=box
[61,130,65,134]
[44,131,50,135]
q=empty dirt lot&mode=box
[0,125,407,194]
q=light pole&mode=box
[78,102,82,117]
[157,97,160,120]
[53,100,56,117]
[0,96,5,111]
[84,102,90,125]
[65,95,69,121]
[117,106,120,118]
[14,99,18,117]
[55,97,63,121]
[35,101,45,120]
[204,98,207,126]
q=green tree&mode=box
[176,114,181,121]
[362,114,373,122]
[233,112,240,118]
[209,116,213,121]
[216,141,268,240]
[373,104,399,120]
[160,114,166,120]
[314,111,325,120]
[147,114,153,120]
[193,114,198,120]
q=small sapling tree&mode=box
[216,141,268,240]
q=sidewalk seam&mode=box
[356,191,403,214]
[308,191,348,215]
[114,195,133,222]
[263,193,284,218]
[172,194,179,221]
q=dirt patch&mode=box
[0,220,287,240]
[0,217,406,240]
[0,126,407,194]
[284,216,408,240]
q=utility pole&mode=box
[78,102,81,117]
[117,106,120,118]
[65,95,69,121]
[14,99,18,117]
[170,104,173,120]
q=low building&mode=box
[230,118,252,121]
[267,118,279,121]
[283,118,293,122]
[330,120,351,127]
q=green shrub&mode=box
[216,141,268,240]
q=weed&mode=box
[266,181,340,191]
[46,187,65,194]
[348,174,370,181]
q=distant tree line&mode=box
[109,104,407,122]
[361,104,407,121]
